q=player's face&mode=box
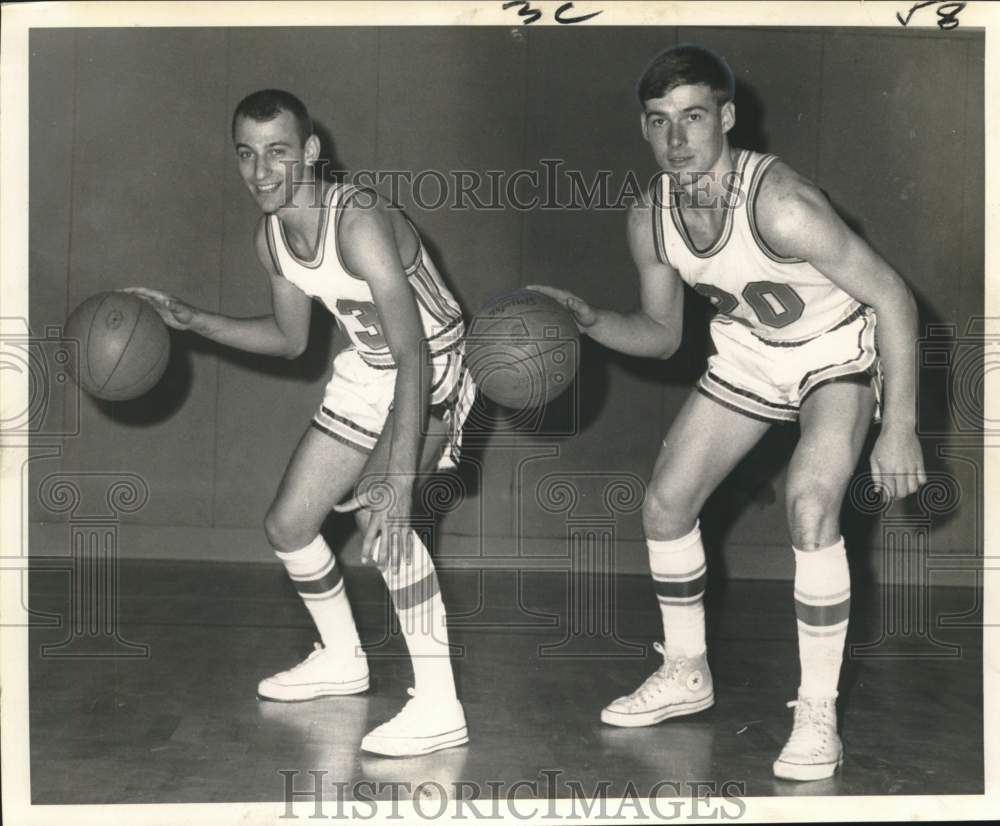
[233,111,315,214]
[641,83,734,183]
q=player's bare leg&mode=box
[644,390,774,541]
[773,378,875,781]
[257,428,373,701]
[602,390,771,727]
[265,426,372,552]
[350,409,469,756]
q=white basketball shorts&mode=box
[697,305,882,423]
[311,346,476,470]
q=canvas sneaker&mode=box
[257,641,369,701]
[361,688,469,757]
[601,642,714,727]
[772,695,843,781]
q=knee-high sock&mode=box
[648,521,707,658]
[793,537,851,699]
[275,535,363,657]
[381,533,457,700]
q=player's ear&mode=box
[720,101,735,135]
[639,111,650,142]
[304,134,321,165]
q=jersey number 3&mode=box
[693,280,805,329]
[336,299,387,349]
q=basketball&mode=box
[64,291,171,401]
[464,289,580,409]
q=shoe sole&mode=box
[772,756,843,781]
[600,694,715,728]
[257,675,370,702]
[361,726,469,758]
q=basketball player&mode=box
[129,90,474,757]
[531,45,926,781]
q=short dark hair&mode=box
[637,44,735,106]
[231,89,314,144]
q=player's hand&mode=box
[524,285,599,331]
[870,426,926,501]
[122,287,196,330]
[334,475,415,574]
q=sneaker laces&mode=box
[628,642,683,705]
[381,688,421,726]
[783,698,836,754]
[286,642,325,673]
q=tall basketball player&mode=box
[130,90,474,757]
[532,45,925,781]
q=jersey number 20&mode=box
[693,280,804,329]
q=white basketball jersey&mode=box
[653,149,860,343]
[264,183,464,368]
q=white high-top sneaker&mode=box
[361,688,469,757]
[257,642,369,701]
[772,695,843,781]
[601,642,714,727]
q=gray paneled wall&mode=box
[28,27,983,581]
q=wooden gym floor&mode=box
[27,559,982,804]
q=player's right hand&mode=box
[525,285,599,331]
[123,287,196,330]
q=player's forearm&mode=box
[385,344,431,479]
[586,308,680,359]
[872,289,919,431]
[189,309,305,358]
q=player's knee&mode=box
[642,483,698,541]
[785,480,842,549]
[264,504,310,552]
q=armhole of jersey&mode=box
[263,216,286,279]
[747,154,806,265]
[650,173,669,266]
[400,216,423,275]
[333,184,380,281]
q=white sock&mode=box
[381,532,457,701]
[648,521,707,658]
[794,537,851,699]
[275,535,363,657]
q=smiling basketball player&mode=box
[130,90,474,758]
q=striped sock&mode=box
[382,533,457,701]
[276,535,363,656]
[793,538,851,699]
[649,521,707,658]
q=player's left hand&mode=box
[334,475,415,574]
[870,427,926,501]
